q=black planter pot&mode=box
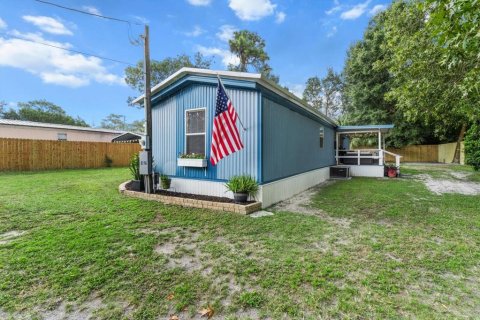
[131,180,141,191]
[161,179,171,190]
[233,192,248,203]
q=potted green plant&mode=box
[225,175,258,203]
[160,174,171,190]
[129,153,143,190]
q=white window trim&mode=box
[184,107,207,156]
[319,126,325,149]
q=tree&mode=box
[303,77,322,112]
[381,0,468,141]
[341,2,462,147]
[342,11,395,128]
[0,100,89,127]
[228,30,279,83]
[464,122,480,170]
[228,30,268,72]
[128,120,145,133]
[303,68,343,119]
[321,68,343,118]
[124,52,212,100]
[100,114,145,133]
[424,0,480,114]
[101,114,127,130]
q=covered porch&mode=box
[333,125,401,177]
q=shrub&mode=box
[465,123,480,171]
[104,155,113,167]
[160,174,171,189]
[129,153,141,180]
[225,175,258,197]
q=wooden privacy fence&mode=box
[0,138,141,171]
[383,142,464,164]
[384,144,439,163]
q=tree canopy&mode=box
[0,100,89,127]
[101,113,145,133]
[340,0,474,147]
[124,52,212,102]
[424,0,480,113]
[303,68,343,119]
[228,30,279,83]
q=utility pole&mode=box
[142,25,154,193]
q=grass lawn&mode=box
[0,167,479,319]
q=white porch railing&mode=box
[336,149,402,167]
[382,149,402,167]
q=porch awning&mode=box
[336,125,394,133]
[111,132,143,143]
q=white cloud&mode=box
[187,0,211,6]
[327,26,338,38]
[285,83,305,99]
[369,4,387,15]
[22,15,73,35]
[0,32,125,88]
[82,6,102,15]
[228,0,276,21]
[326,0,342,15]
[216,25,237,42]
[40,72,89,87]
[184,25,205,37]
[340,0,371,20]
[0,18,7,29]
[275,11,286,23]
[197,45,240,67]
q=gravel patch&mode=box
[417,174,480,195]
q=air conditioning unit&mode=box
[330,166,350,179]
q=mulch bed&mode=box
[125,181,255,204]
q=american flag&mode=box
[209,78,244,166]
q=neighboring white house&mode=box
[0,119,127,142]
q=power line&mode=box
[34,0,143,46]
[0,33,136,66]
[34,0,143,25]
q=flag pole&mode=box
[217,73,247,131]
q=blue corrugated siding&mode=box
[172,84,258,181]
[262,97,335,182]
[152,95,177,175]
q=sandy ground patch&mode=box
[416,174,480,195]
[272,181,352,228]
[0,230,26,245]
[0,295,118,320]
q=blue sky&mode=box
[0,0,390,126]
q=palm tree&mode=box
[228,30,270,73]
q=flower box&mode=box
[177,158,207,168]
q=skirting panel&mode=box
[348,165,384,177]
[170,178,234,199]
[258,167,330,208]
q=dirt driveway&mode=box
[403,164,480,195]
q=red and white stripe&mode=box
[210,100,244,166]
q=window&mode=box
[185,109,206,155]
[319,126,324,148]
[57,133,67,141]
